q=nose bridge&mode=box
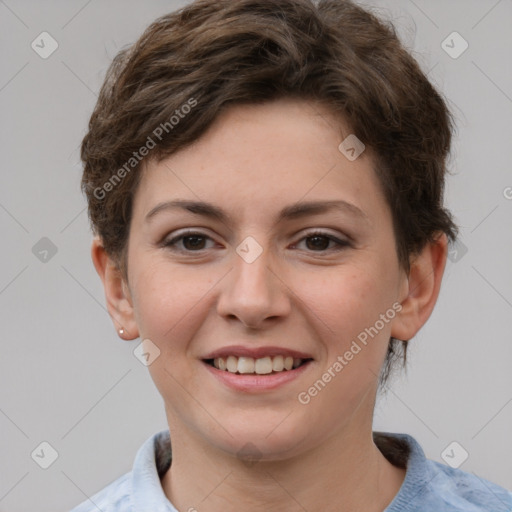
[235,250,272,296]
[216,242,290,327]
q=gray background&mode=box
[1,0,511,510]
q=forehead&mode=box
[133,98,387,225]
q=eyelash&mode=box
[162,229,350,254]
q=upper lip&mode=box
[202,345,314,360]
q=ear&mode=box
[391,233,448,341]
[91,237,139,340]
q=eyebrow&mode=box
[145,199,369,225]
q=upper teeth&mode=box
[213,355,303,374]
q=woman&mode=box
[71,0,512,510]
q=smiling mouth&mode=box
[204,355,313,375]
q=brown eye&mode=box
[164,231,214,252]
[305,235,331,251]
[182,235,207,250]
[294,231,350,253]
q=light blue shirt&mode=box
[70,429,512,511]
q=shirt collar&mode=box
[378,432,437,511]
[130,429,424,511]
[131,429,176,511]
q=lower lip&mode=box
[203,360,313,392]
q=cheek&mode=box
[291,264,398,417]
[294,262,397,343]
[128,260,217,399]
[129,257,216,346]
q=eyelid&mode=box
[299,228,349,241]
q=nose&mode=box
[216,247,291,329]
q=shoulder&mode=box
[68,429,173,512]
[69,472,132,512]
[375,432,512,512]
[423,459,512,511]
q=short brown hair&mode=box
[81,0,458,385]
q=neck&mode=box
[161,419,405,512]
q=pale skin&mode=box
[92,98,448,512]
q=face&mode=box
[122,99,409,460]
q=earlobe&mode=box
[391,233,448,342]
[91,237,139,340]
